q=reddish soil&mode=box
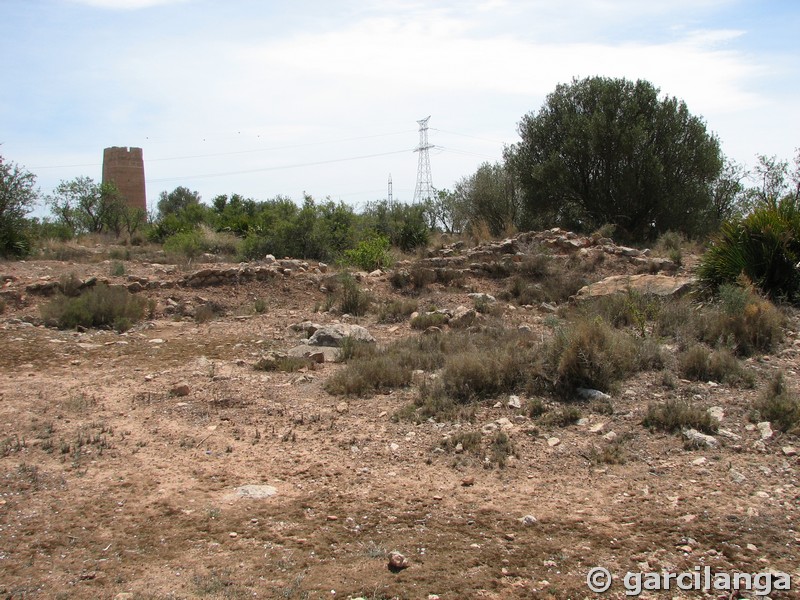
[1,249,799,600]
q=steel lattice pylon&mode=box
[413,116,434,204]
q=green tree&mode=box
[47,176,125,235]
[451,162,520,236]
[157,186,201,219]
[505,76,724,241]
[424,189,467,234]
[0,154,38,257]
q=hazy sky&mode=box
[2,0,798,215]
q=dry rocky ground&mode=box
[1,230,799,600]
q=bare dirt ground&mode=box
[1,240,799,600]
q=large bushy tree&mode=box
[505,76,724,241]
[157,186,202,219]
[47,176,135,237]
[0,154,38,257]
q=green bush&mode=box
[699,198,800,300]
[40,284,147,332]
[345,235,392,272]
[163,230,204,259]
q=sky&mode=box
[2,0,799,216]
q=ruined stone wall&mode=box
[102,147,146,212]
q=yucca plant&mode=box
[699,198,800,300]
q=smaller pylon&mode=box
[388,173,393,207]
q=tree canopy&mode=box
[505,76,724,242]
[0,154,38,257]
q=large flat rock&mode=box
[575,274,696,300]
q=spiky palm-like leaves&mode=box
[699,198,800,301]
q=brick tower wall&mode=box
[102,147,147,212]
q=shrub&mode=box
[254,354,313,372]
[410,312,448,330]
[700,285,784,355]
[163,230,204,259]
[753,372,800,433]
[323,353,411,396]
[642,399,718,435]
[539,406,582,427]
[442,340,535,403]
[40,284,146,332]
[109,261,126,276]
[441,431,482,454]
[345,235,392,272]
[337,273,371,316]
[336,336,376,362]
[489,431,515,467]
[547,318,645,394]
[586,439,627,465]
[253,298,268,314]
[678,344,753,386]
[378,298,418,323]
[527,398,547,418]
[698,198,800,300]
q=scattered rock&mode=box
[602,431,617,442]
[336,402,348,414]
[306,324,375,347]
[547,437,561,447]
[508,395,521,409]
[683,428,718,448]
[782,446,798,457]
[589,422,606,434]
[388,551,409,571]
[756,422,774,440]
[449,305,476,328]
[461,476,475,487]
[576,388,611,401]
[467,292,496,304]
[707,406,724,422]
[729,470,747,484]
[170,382,190,397]
[233,485,278,499]
[520,515,537,526]
[496,417,514,431]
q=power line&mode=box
[30,129,416,170]
[148,148,414,183]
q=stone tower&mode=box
[102,147,146,212]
